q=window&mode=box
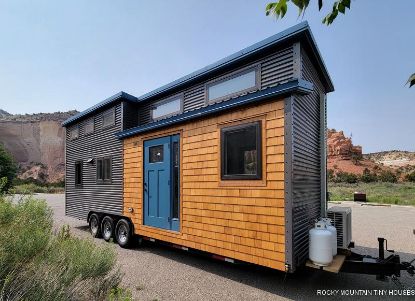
[96,157,111,183]
[102,109,115,128]
[207,66,259,104]
[149,145,164,163]
[151,95,182,121]
[221,121,262,180]
[69,127,79,140]
[84,119,94,135]
[75,161,82,187]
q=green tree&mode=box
[335,171,358,184]
[327,169,335,182]
[406,74,415,88]
[378,170,398,183]
[0,143,17,192]
[360,168,377,183]
[265,0,414,87]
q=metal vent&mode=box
[327,206,352,249]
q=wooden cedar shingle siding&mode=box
[123,99,286,271]
[65,103,123,220]
[138,46,294,125]
[288,47,326,269]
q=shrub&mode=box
[327,169,335,182]
[406,171,415,182]
[378,170,398,183]
[0,144,17,192]
[0,194,124,301]
[335,171,358,184]
[360,168,378,183]
[351,153,362,165]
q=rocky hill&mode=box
[364,151,415,175]
[0,109,11,118]
[364,151,415,167]
[327,129,376,175]
[327,129,415,177]
[0,110,78,183]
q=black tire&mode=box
[115,219,132,248]
[89,213,101,238]
[101,216,114,242]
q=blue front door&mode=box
[144,135,180,231]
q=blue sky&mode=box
[0,0,413,153]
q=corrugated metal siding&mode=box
[290,47,325,267]
[138,46,294,125]
[122,101,139,130]
[182,83,205,112]
[65,103,123,220]
[261,46,294,88]
[138,101,152,125]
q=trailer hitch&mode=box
[340,237,415,287]
[391,259,415,290]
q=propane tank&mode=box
[309,221,333,266]
[321,217,338,256]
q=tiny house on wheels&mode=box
[63,22,334,273]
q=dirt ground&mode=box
[40,194,415,301]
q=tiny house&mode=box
[62,22,334,273]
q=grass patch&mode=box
[0,189,131,300]
[328,182,415,206]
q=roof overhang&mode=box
[135,21,333,104]
[62,91,138,127]
[300,25,334,93]
[116,78,313,139]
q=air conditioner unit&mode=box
[327,206,352,249]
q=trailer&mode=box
[62,22,414,282]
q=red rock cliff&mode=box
[327,129,362,160]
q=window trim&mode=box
[220,121,262,180]
[96,156,112,184]
[75,161,83,188]
[69,126,79,141]
[150,93,184,121]
[205,64,261,105]
[102,108,116,129]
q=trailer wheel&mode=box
[115,219,132,248]
[89,213,101,238]
[101,216,114,242]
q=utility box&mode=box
[354,192,367,202]
[327,207,352,249]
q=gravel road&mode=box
[38,194,415,301]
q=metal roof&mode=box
[62,91,137,127]
[116,78,313,139]
[63,21,333,127]
[136,21,333,103]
